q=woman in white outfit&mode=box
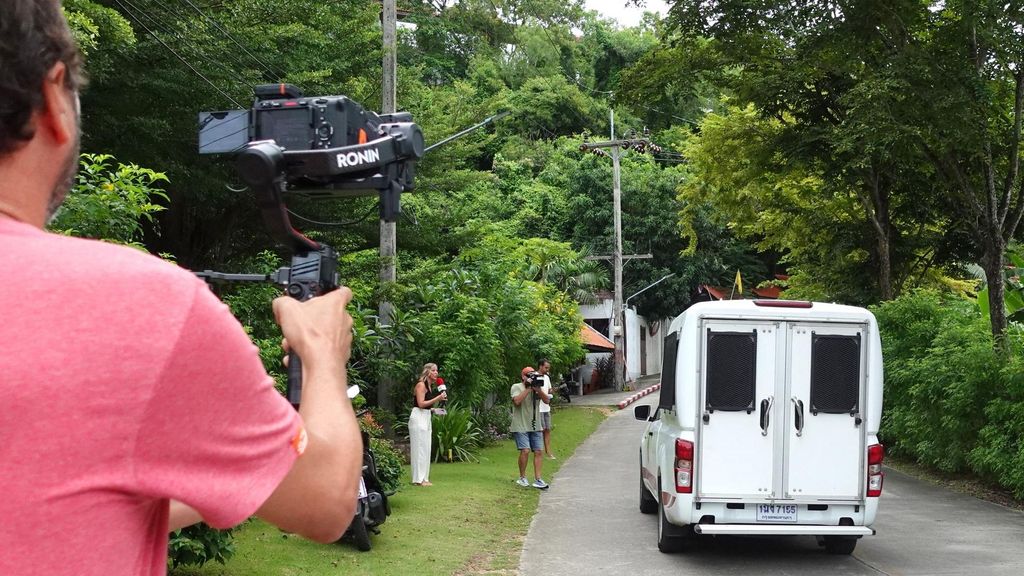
[410,363,446,486]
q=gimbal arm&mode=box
[233,141,340,407]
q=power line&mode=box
[114,0,245,108]
[135,0,262,95]
[178,0,287,81]
[287,201,379,227]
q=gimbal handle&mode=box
[236,142,339,408]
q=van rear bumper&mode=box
[694,525,875,536]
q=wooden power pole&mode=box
[579,111,655,390]
[379,0,397,414]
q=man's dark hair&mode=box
[538,358,550,368]
[0,0,84,157]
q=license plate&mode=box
[756,504,797,523]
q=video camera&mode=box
[196,85,423,407]
[198,84,424,237]
[526,371,546,389]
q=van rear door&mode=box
[696,321,780,499]
[784,323,866,500]
[697,319,868,503]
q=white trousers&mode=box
[409,407,432,484]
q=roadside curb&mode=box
[616,383,661,410]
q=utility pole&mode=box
[579,113,656,390]
[611,110,624,392]
[379,0,397,415]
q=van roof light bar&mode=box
[753,300,813,308]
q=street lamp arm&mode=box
[625,273,676,308]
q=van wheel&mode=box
[639,457,657,514]
[656,481,688,553]
[823,536,857,555]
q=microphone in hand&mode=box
[434,377,448,414]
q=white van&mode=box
[634,300,884,554]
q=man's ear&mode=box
[40,62,75,146]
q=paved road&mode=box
[520,392,1024,576]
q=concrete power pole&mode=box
[579,111,655,391]
[379,0,397,414]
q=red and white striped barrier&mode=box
[617,383,662,410]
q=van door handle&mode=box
[759,396,774,436]
[792,396,805,437]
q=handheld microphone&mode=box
[435,377,448,415]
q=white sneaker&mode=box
[532,478,549,490]
[516,477,530,487]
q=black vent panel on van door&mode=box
[810,334,860,415]
[705,330,757,412]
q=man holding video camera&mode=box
[511,366,552,489]
[0,2,361,574]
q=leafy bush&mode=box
[359,409,403,493]
[167,524,235,570]
[472,404,512,444]
[370,437,405,494]
[432,409,482,463]
[49,153,168,245]
[874,290,1002,471]
[968,347,1024,498]
[874,290,1024,497]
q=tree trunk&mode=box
[876,233,893,301]
[982,243,1009,352]
[860,166,894,301]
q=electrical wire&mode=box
[114,0,246,108]
[178,0,287,81]
[134,0,262,94]
[286,201,380,227]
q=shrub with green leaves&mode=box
[968,341,1024,498]
[167,524,235,570]
[472,404,512,444]
[874,290,1003,471]
[49,153,168,245]
[432,409,482,463]
[873,291,1024,496]
[358,408,404,494]
[370,437,405,494]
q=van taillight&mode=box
[675,439,694,494]
[867,443,884,497]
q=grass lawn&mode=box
[171,405,609,576]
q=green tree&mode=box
[50,153,168,246]
[631,1,962,302]
[78,0,381,268]
[897,0,1024,347]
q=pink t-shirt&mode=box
[0,218,303,575]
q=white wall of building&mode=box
[576,295,674,389]
[579,300,613,323]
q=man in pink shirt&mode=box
[0,2,362,574]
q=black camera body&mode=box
[198,84,423,202]
[527,371,546,388]
[200,83,411,155]
[252,93,364,152]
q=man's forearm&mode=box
[255,355,361,543]
[299,357,360,465]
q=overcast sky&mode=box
[583,0,671,27]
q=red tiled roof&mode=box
[581,323,615,351]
